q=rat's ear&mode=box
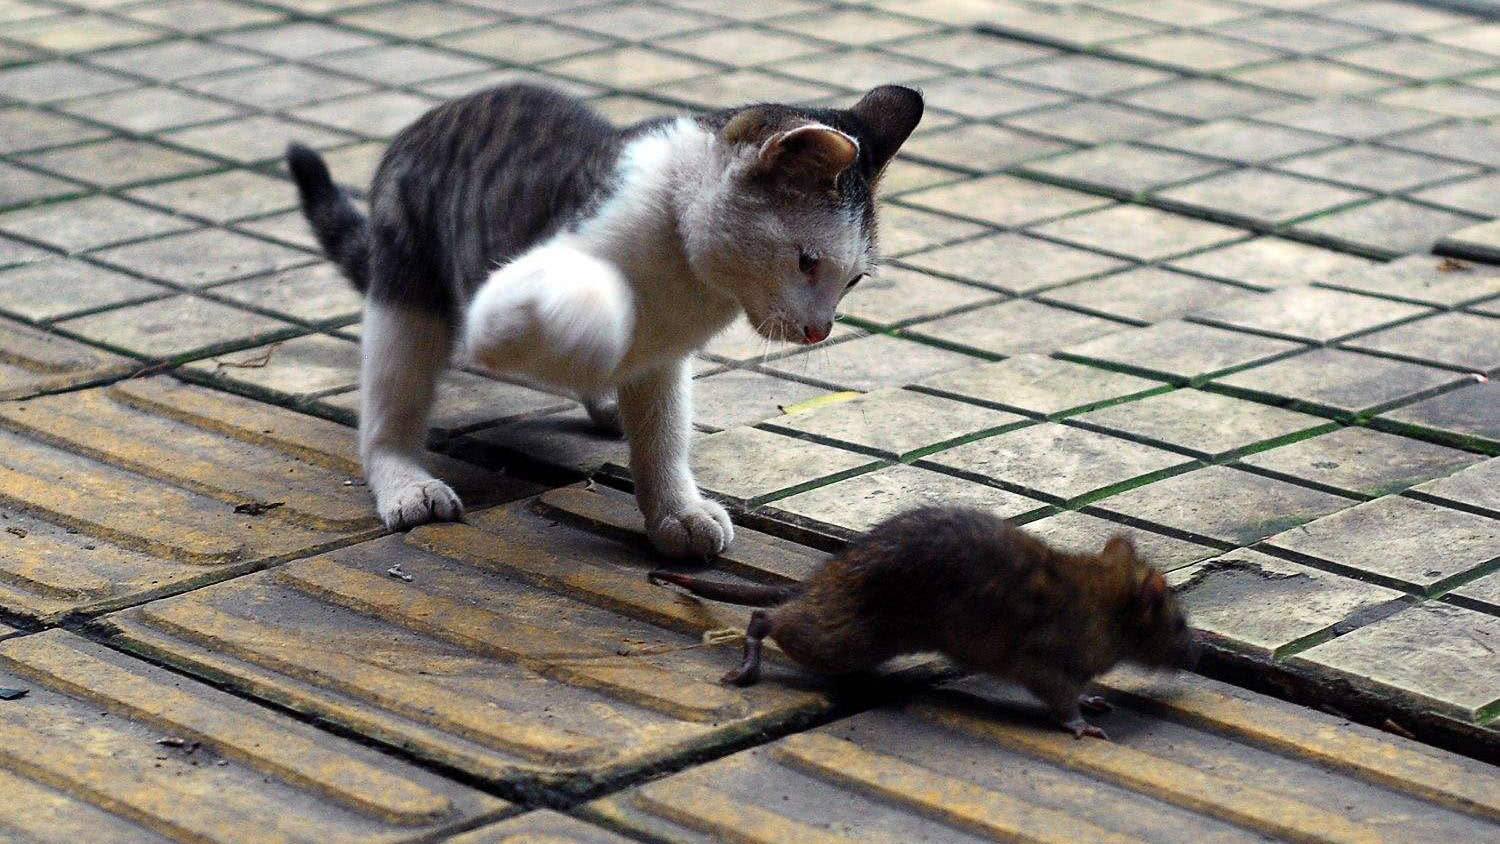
[1136,568,1168,613]
[754,123,859,189]
[1101,533,1136,568]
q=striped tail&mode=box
[286,142,370,292]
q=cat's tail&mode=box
[286,142,370,292]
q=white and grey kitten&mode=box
[288,83,923,558]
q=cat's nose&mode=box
[801,322,831,344]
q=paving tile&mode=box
[688,369,829,431]
[0,315,134,400]
[125,169,298,225]
[1410,173,1500,219]
[1293,198,1480,259]
[1381,120,1500,167]
[460,406,633,475]
[982,6,1165,47]
[668,0,817,19]
[184,63,377,110]
[1276,144,1482,192]
[1318,0,1481,33]
[998,54,1176,96]
[1345,311,1499,372]
[762,333,978,392]
[767,7,937,46]
[1266,495,1499,593]
[1168,236,1377,291]
[1256,98,1441,140]
[116,0,285,33]
[1020,143,1227,195]
[291,91,442,139]
[545,46,718,88]
[87,38,268,81]
[1332,40,1496,81]
[58,86,246,134]
[452,811,631,843]
[1170,549,1405,659]
[1073,388,1330,460]
[1003,100,1188,145]
[1191,285,1430,343]
[166,114,356,164]
[60,294,298,360]
[0,161,81,209]
[907,299,1129,357]
[1408,457,1499,518]
[0,235,50,268]
[902,232,1127,292]
[1230,58,1403,97]
[91,228,313,289]
[0,378,508,621]
[765,388,1026,459]
[184,334,361,401]
[899,174,1111,229]
[1377,83,1500,120]
[1219,12,1383,52]
[915,353,1166,418]
[837,266,997,328]
[234,209,320,251]
[1292,602,1500,722]
[1215,348,1468,417]
[1319,253,1500,306]
[902,123,1071,172]
[654,25,827,69]
[1240,426,1482,498]
[0,195,195,252]
[880,157,965,196]
[872,204,986,256]
[1103,32,1284,73]
[1379,379,1498,447]
[319,369,569,438]
[1094,464,1355,546]
[216,21,381,59]
[776,48,949,90]
[1065,319,1304,384]
[567,2,720,41]
[5,12,164,52]
[1439,218,1500,264]
[1158,169,1372,227]
[0,60,137,104]
[1042,267,1255,324]
[1024,510,1219,571]
[1426,21,1500,55]
[0,631,505,840]
[0,258,164,323]
[18,138,217,189]
[310,45,492,86]
[882,31,1058,71]
[1032,205,1246,262]
[920,422,1193,504]
[1109,0,1255,26]
[771,463,1050,536]
[682,427,878,506]
[208,263,360,326]
[1146,118,1341,164]
[339,0,500,38]
[1115,77,1299,121]
[915,75,1072,120]
[1450,570,1500,614]
[587,671,1500,842]
[0,107,108,155]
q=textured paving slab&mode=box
[1022,510,1220,573]
[1071,388,1333,460]
[761,388,1027,459]
[104,486,850,796]
[1319,255,1500,307]
[0,316,134,400]
[0,631,507,843]
[1343,312,1500,373]
[1190,286,1431,344]
[587,672,1500,842]
[1213,349,1468,419]
[1238,426,1483,498]
[0,377,510,624]
[675,427,880,507]
[1407,457,1499,518]
[1062,320,1305,384]
[450,810,632,843]
[915,354,1168,417]
[1377,379,1498,449]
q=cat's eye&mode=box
[846,274,865,290]
[797,249,819,275]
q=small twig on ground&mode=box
[213,343,281,371]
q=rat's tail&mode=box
[648,570,799,607]
[286,142,370,292]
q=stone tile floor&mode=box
[0,0,1498,833]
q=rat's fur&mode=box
[650,505,1197,739]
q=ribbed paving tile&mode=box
[103,485,864,795]
[0,631,506,842]
[0,377,512,623]
[586,672,1500,842]
[0,316,134,400]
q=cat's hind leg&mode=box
[360,301,463,530]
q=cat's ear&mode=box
[754,123,859,189]
[848,85,924,176]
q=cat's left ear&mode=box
[848,85,924,176]
[755,124,859,189]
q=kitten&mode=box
[287,83,923,557]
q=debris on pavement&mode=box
[233,500,285,516]
[386,563,414,582]
[0,688,27,701]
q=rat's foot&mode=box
[1064,718,1109,740]
[375,478,463,530]
[1079,694,1112,714]
[721,663,760,686]
[648,498,734,558]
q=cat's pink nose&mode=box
[802,323,831,344]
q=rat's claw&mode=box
[1079,694,1112,714]
[1064,718,1109,740]
[721,664,759,686]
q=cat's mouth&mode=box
[746,311,798,344]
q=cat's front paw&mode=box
[648,498,734,558]
[376,478,464,530]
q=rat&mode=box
[649,505,1197,739]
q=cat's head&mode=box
[681,85,923,344]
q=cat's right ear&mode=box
[848,85,924,176]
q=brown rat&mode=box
[649,505,1197,739]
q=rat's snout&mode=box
[800,321,832,344]
[1179,631,1202,669]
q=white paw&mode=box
[648,498,734,558]
[583,396,624,437]
[376,478,464,530]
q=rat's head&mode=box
[681,86,923,345]
[1102,535,1199,670]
